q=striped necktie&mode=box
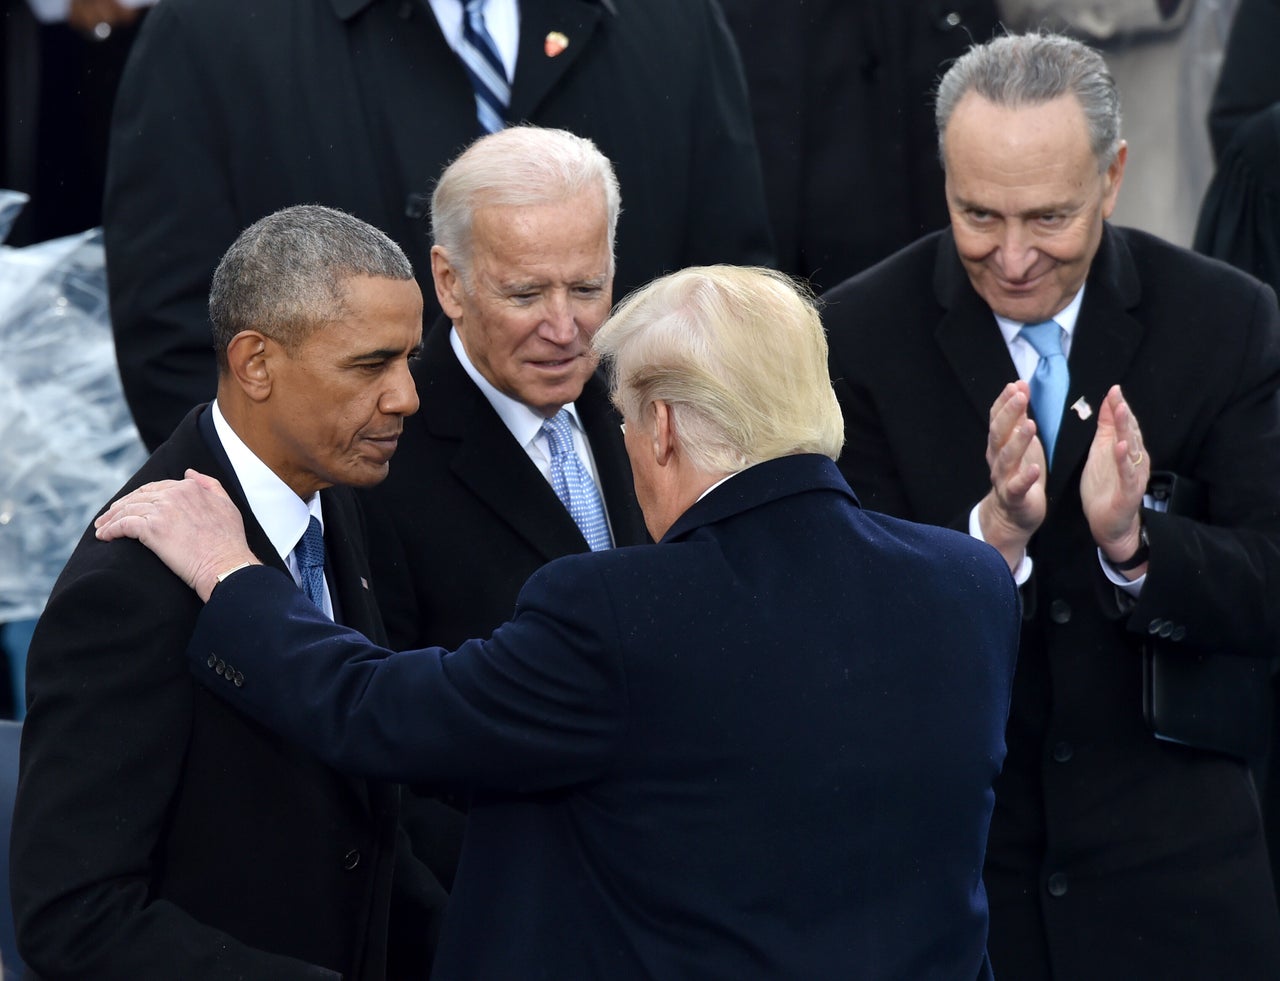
[458,0,509,134]
[542,409,613,552]
[1019,320,1070,464]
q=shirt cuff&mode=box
[1098,548,1146,597]
[969,502,1033,586]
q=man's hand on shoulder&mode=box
[95,469,259,602]
[979,381,1048,571]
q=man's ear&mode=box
[224,331,274,403]
[431,245,465,322]
[652,399,676,467]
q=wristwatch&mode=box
[1111,523,1150,572]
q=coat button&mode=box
[215,659,226,676]
[1148,618,1165,635]
[1171,625,1186,642]
[1049,599,1071,624]
[1052,741,1073,763]
[1158,621,1175,639]
[1047,872,1068,897]
[343,849,361,871]
[233,671,245,687]
[207,654,216,669]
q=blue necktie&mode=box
[1019,320,1070,464]
[294,516,327,610]
[458,0,509,134]
[542,409,613,552]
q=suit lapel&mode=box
[198,407,378,816]
[341,0,478,251]
[1047,226,1145,496]
[931,233,1020,425]
[508,0,609,121]
[195,408,291,582]
[319,488,382,642]
[418,324,593,561]
[577,371,649,547]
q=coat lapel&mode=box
[508,0,610,121]
[418,324,594,562]
[198,406,378,816]
[1046,226,1145,496]
[931,232,1020,425]
[577,371,650,547]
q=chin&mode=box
[340,463,391,489]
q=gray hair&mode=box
[431,126,621,287]
[593,265,844,476]
[209,204,413,370]
[935,32,1122,172]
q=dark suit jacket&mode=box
[824,224,1280,979]
[11,407,441,980]
[362,321,649,653]
[718,0,1000,289]
[186,454,1019,980]
[104,0,773,450]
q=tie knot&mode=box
[542,409,575,457]
[1019,320,1064,359]
[296,516,325,571]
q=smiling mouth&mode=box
[531,354,581,370]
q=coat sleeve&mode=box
[185,560,627,789]
[103,1,237,450]
[11,544,338,981]
[1123,279,1280,657]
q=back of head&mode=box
[208,204,413,370]
[430,125,622,286]
[594,265,844,475]
[935,32,1122,171]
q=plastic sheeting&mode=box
[0,191,148,622]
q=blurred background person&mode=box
[718,0,1002,290]
[103,0,773,452]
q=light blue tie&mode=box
[542,409,613,552]
[294,516,327,610]
[458,0,509,134]
[1019,320,1070,464]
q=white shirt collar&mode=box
[994,285,1086,355]
[211,401,323,562]
[449,326,586,447]
[427,0,520,79]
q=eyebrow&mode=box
[347,346,416,363]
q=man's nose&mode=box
[383,360,420,416]
[541,293,579,344]
[997,224,1039,280]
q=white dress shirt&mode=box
[449,329,613,533]
[211,402,333,618]
[427,0,521,80]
